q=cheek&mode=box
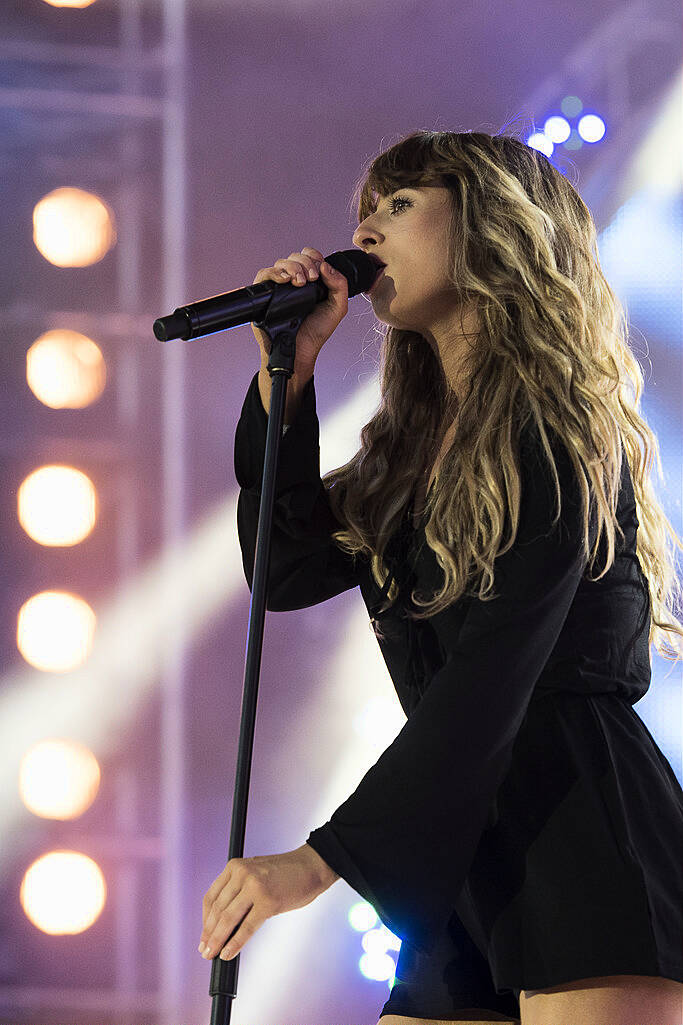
[402,267,446,301]
[408,241,448,286]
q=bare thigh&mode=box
[519,974,683,1025]
[378,1014,520,1024]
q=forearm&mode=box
[258,360,314,424]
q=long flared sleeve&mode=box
[306,424,597,955]
[234,369,365,611]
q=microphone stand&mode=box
[209,305,303,1025]
[154,249,376,1025]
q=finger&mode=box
[202,885,238,942]
[286,251,321,276]
[283,253,320,281]
[301,246,324,262]
[202,872,236,935]
[201,890,220,927]
[253,267,286,285]
[202,897,253,960]
[202,863,232,915]
[319,260,345,287]
[252,265,304,285]
[201,897,226,942]
[270,260,304,283]
[217,905,263,961]
[298,248,345,289]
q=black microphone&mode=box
[153,248,380,342]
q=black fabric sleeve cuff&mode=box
[233,369,364,611]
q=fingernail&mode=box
[202,947,212,959]
[198,942,205,954]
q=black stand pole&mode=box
[209,310,302,1025]
[152,248,376,1025]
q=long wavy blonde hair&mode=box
[321,129,683,662]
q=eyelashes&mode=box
[359,194,413,228]
[389,196,412,215]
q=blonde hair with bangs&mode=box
[321,129,683,662]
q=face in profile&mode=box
[353,184,479,394]
[353,186,461,332]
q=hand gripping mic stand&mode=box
[153,250,377,1025]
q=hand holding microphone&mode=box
[152,247,379,356]
[250,246,348,379]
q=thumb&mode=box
[320,259,348,294]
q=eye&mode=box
[389,195,412,215]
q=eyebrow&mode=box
[366,188,419,218]
[376,187,418,204]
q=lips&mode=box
[367,266,386,294]
[361,252,387,294]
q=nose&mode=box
[352,222,381,251]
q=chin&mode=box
[373,306,416,332]
[373,311,401,329]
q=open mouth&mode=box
[363,259,386,295]
[368,266,386,292]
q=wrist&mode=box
[300,842,340,890]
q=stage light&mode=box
[361,926,400,955]
[348,900,378,932]
[358,950,397,983]
[378,924,401,952]
[17,591,96,673]
[26,329,106,409]
[578,113,606,143]
[543,115,571,144]
[42,0,98,7]
[20,851,106,935]
[19,739,101,820]
[18,465,98,547]
[560,95,583,118]
[33,187,116,268]
[527,131,553,158]
[564,129,584,152]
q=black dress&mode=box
[234,369,683,1018]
